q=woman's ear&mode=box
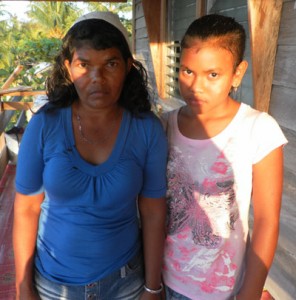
[64,60,72,81]
[126,58,133,74]
[232,60,248,88]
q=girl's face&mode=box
[65,46,131,110]
[179,39,247,115]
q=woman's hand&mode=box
[16,286,41,300]
[140,290,164,300]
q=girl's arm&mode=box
[237,146,284,300]
[138,196,167,300]
[13,192,44,300]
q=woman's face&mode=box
[65,46,131,110]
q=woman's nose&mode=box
[91,68,105,84]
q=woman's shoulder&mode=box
[133,110,163,127]
[129,111,167,143]
[27,104,68,133]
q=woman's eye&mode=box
[78,62,88,68]
[107,61,118,68]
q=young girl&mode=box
[162,14,287,300]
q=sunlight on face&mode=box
[179,40,239,114]
[65,46,131,110]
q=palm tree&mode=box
[27,1,81,38]
[86,0,132,36]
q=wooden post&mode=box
[142,0,166,98]
[0,132,8,179]
[1,65,24,90]
[248,0,283,112]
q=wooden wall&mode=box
[0,132,8,179]
[266,0,296,298]
[133,0,160,103]
[210,0,253,106]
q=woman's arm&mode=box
[236,146,284,300]
[138,196,167,300]
[13,192,44,300]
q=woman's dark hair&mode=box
[46,18,151,114]
[181,14,246,69]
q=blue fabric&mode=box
[165,285,191,300]
[15,105,167,285]
[35,251,144,299]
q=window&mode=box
[165,0,196,99]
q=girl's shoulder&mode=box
[239,102,280,128]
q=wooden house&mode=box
[133,0,295,299]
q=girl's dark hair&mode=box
[46,18,151,114]
[181,14,246,69]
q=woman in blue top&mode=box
[13,11,167,300]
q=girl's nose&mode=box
[190,76,203,93]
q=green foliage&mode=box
[18,38,62,66]
[86,0,133,36]
[0,1,132,91]
[0,1,133,131]
[27,1,81,38]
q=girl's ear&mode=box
[232,60,248,88]
[64,60,73,81]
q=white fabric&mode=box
[161,103,287,300]
[72,11,131,50]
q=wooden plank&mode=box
[134,1,144,17]
[269,85,296,131]
[173,0,196,8]
[135,16,146,30]
[142,0,166,98]
[1,102,34,111]
[28,0,127,2]
[266,241,296,300]
[248,0,283,112]
[277,1,296,45]
[135,38,150,51]
[0,133,8,179]
[211,0,248,10]
[0,90,45,97]
[1,66,24,90]
[135,27,148,39]
[273,45,296,88]
[0,163,16,299]
[0,86,32,96]
[282,127,296,175]
[210,2,248,22]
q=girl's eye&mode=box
[209,72,218,78]
[182,68,192,75]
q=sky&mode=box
[0,1,132,22]
[1,1,88,21]
[0,1,90,21]
[1,1,30,21]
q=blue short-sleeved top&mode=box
[15,105,168,285]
